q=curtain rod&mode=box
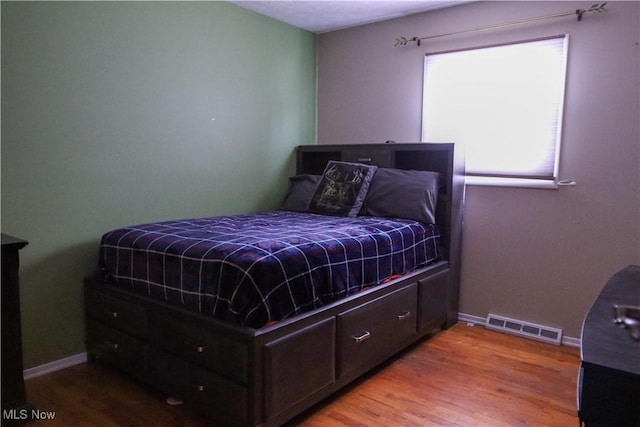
[395,2,607,47]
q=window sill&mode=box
[465,176,562,189]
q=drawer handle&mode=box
[352,331,371,343]
[357,157,372,162]
[195,345,205,353]
[397,311,411,321]
[110,311,119,318]
[196,385,204,392]
[105,341,119,350]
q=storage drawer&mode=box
[149,350,248,426]
[337,284,417,378]
[154,314,249,383]
[418,269,449,332]
[342,147,393,167]
[264,318,335,419]
[85,289,148,338]
[86,319,147,376]
[188,364,249,425]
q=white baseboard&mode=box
[560,335,581,348]
[457,312,581,348]
[458,312,487,326]
[23,352,88,380]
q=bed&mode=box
[84,142,464,427]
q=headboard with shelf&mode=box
[296,143,463,259]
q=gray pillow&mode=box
[281,174,321,212]
[308,161,378,217]
[361,168,440,224]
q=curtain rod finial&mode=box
[577,2,608,21]
[394,36,419,47]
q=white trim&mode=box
[457,312,580,348]
[23,353,87,380]
[457,312,486,326]
[465,176,559,189]
[561,335,581,348]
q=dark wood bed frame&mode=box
[84,143,464,427]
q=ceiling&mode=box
[227,1,471,34]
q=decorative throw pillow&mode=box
[281,174,322,212]
[308,161,378,217]
[361,168,441,224]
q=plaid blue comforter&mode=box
[99,211,440,328]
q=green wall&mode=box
[1,1,317,368]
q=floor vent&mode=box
[485,313,563,345]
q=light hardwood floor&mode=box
[25,324,581,426]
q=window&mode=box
[422,35,569,187]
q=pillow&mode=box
[281,174,322,212]
[308,161,378,217]
[361,168,441,224]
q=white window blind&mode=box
[422,35,569,183]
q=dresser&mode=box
[578,265,640,427]
[1,234,32,425]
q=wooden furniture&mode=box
[578,265,640,427]
[1,234,32,424]
[84,143,465,427]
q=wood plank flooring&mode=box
[24,324,581,426]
